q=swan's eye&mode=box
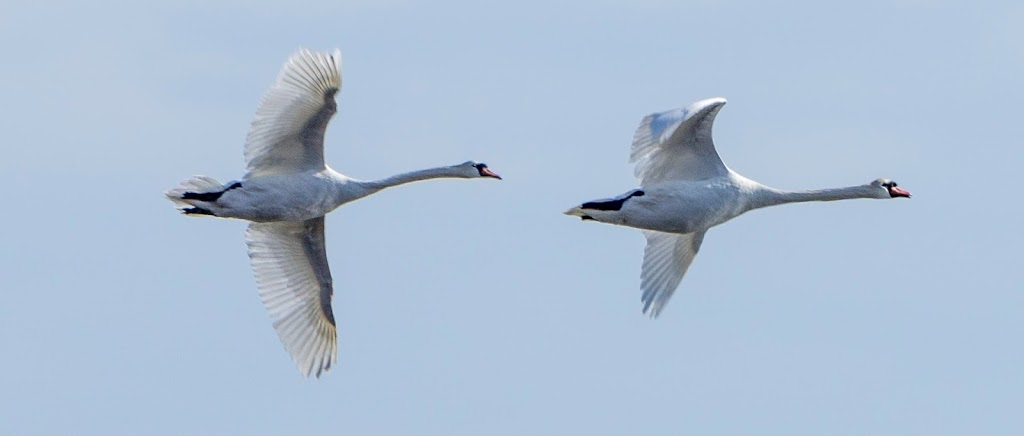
[891,182,898,187]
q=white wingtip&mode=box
[701,96,727,105]
[279,48,342,93]
[642,298,668,318]
[687,97,727,111]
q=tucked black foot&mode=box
[183,207,215,216]
[182,182,242,202]
[581,215,595,221]
[581,190,645,211]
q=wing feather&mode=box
[244,49,342,177]
[640,230,707,317]
[246,217,337,378]
[629,98,729,185]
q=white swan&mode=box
[565,97,909,317]
[165,49,501,378]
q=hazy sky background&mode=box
[2,0,1022,434]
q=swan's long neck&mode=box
[750,184,879,210]
[357,165,468,194]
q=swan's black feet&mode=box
[581,190,645,211]
[581,215,595,221]
[183,207,215,216]
[182,182,242,202]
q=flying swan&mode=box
[166,49,501,377]
[565,98,909,317]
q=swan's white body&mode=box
[198,165,490,223]
[166,49,499,378]
[566,98,909,317]
[198,170,361,222]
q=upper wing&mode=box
[246,217,337,378]
[243,49,342,178]
[629,97,729,186]
[639,230,707,317]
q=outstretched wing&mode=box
[244,49,342,178]
[639,230,707,317]
[629,97,729,186]
[246,217,337,378]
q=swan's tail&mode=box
[164,176,233,216]
[563,206,595,221]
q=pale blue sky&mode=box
[2,0,1022,434]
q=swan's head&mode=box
[871,179,911,199]
[456,161,502,180]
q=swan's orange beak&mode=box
[889,186,911,198]
[480,167,502,180]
